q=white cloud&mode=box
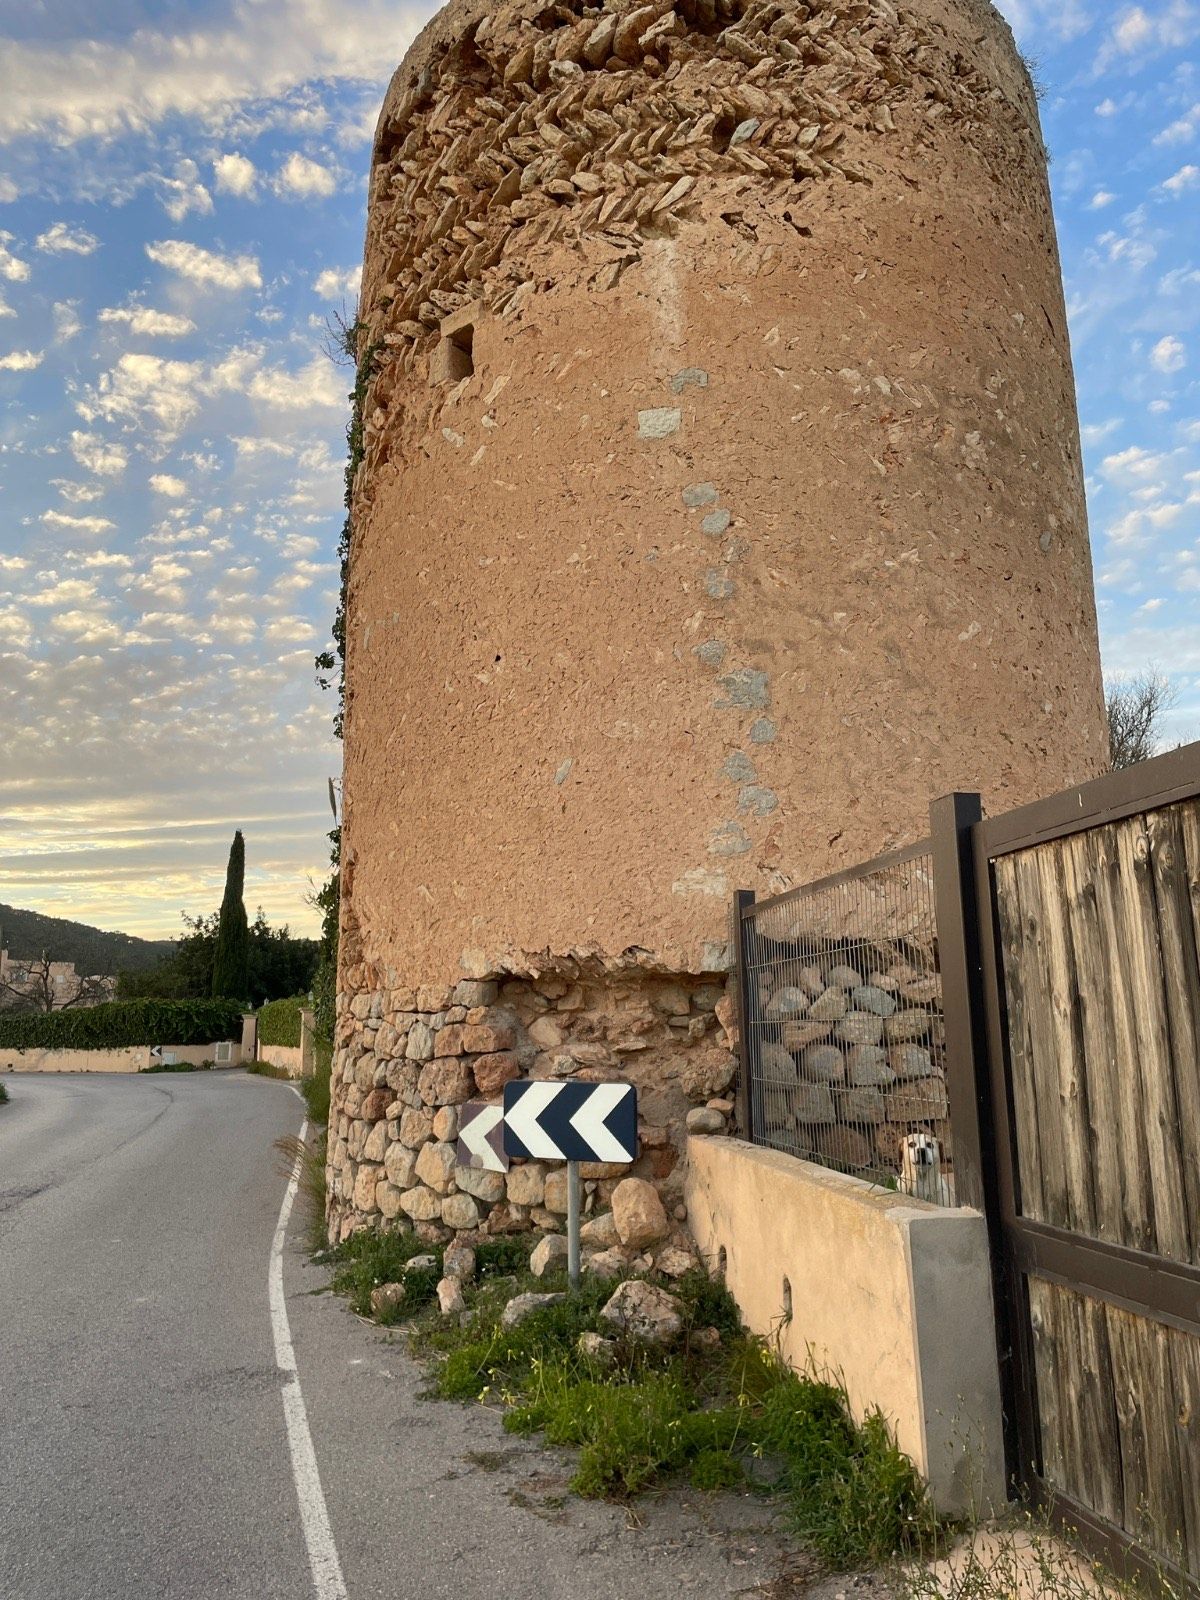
[1162,163,1200,194]
[26,578,100,608]
[1096,97,1120,116]
[145,239,261,291]
[51,480,104,503]
[274,152,337,199]
[157,159,213,222]
[35,220,99,255]
[247,356,344,411]
[0,1,417,144]
[1089,190,1117,209]
[40,510,116,534]
[1096,3,1200,70]
[0,232,30,281]
[1156,103,1200,143]
[213,152,258,197]
[0,609,32,646]
[0,349,43,371]
[79,350,206,439]
[313,264,361,300]
[50,610,121,645]
[98,305,196,338]
[52,300,82,342]
[262,614,317,643]
[0,555,30,572]
[149,474,187,497]
[0,177,17,202]
[1151,335,1187,373]
[0,294,13,318]
[70,430,127,477]
[79,551,132,570]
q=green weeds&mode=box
[300,1039,331,1125]
[322,1236,934,1570]
[0,1080,8,1103]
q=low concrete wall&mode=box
[257,1044,303,1077]
[685,1136,1005,1515]
[0,1041,243,1073]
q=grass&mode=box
[320,1225,934,1571]
[141,1059,212,1073]
[898,1511,1188,1600]
[276,1131,330,1253]
[301,1038,332,1124]
[247,1059,293,1081]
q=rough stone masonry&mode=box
[328,0,1109,1247]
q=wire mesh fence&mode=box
[737,842,957,1206]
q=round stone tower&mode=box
[328,0,1108,1242]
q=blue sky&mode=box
[0,0,1197,940]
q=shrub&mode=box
[257,995,306,1049]
[0,999,244,1052]
[302,1038,332,1124]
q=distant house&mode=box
[0,948,116,1012]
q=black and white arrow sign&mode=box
[456,1101,510,1173]
[503,1080,637,1164]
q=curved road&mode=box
[0,1071,795,1600]
[0,1070,311,1599]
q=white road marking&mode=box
[270,1118,349,1600]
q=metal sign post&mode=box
[566,1160,581,1291]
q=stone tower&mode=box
[327,0,1108,1241]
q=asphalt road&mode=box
[0,1071,801,1600]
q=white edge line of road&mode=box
[270,1111,350,1600]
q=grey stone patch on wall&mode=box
[693,640,727,669]
[638,407,681,440]
[749,717,777,744]
[682,483,718,509]
[700,508,732,538]
[721,752,756,783]
[670,368,709,394]
[709,821,753,857]
[738,785,779,816]
[730,118,761,147]
[554,759,574,785]
[672,867,729,898]
[705,571,735,600]
[715,668,770,710]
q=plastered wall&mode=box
[341,0,1108,992]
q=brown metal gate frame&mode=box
[969,744,1200,1596]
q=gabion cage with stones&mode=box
[738,844,955,1202]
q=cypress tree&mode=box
[211,830,249,1002]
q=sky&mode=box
[0,1,1197,942]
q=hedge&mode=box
[0,999,244,1051]
[257,994,307,1049]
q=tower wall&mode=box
[328,0,1108,1244]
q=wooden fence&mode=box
[732,743,1200,1591]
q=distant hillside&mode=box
[0,904,174,976]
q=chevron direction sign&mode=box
[456,1101,510,1173]
[503,1080,637,1164]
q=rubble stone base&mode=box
[327,964,739,1255]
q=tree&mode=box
[117,910,318,1007]
[211,831,250,1002]
[0,953,112,1013]
[1106,669,1178,771]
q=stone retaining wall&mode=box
[327,966,737,1245]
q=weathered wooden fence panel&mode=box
[977,756,1200,1594]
